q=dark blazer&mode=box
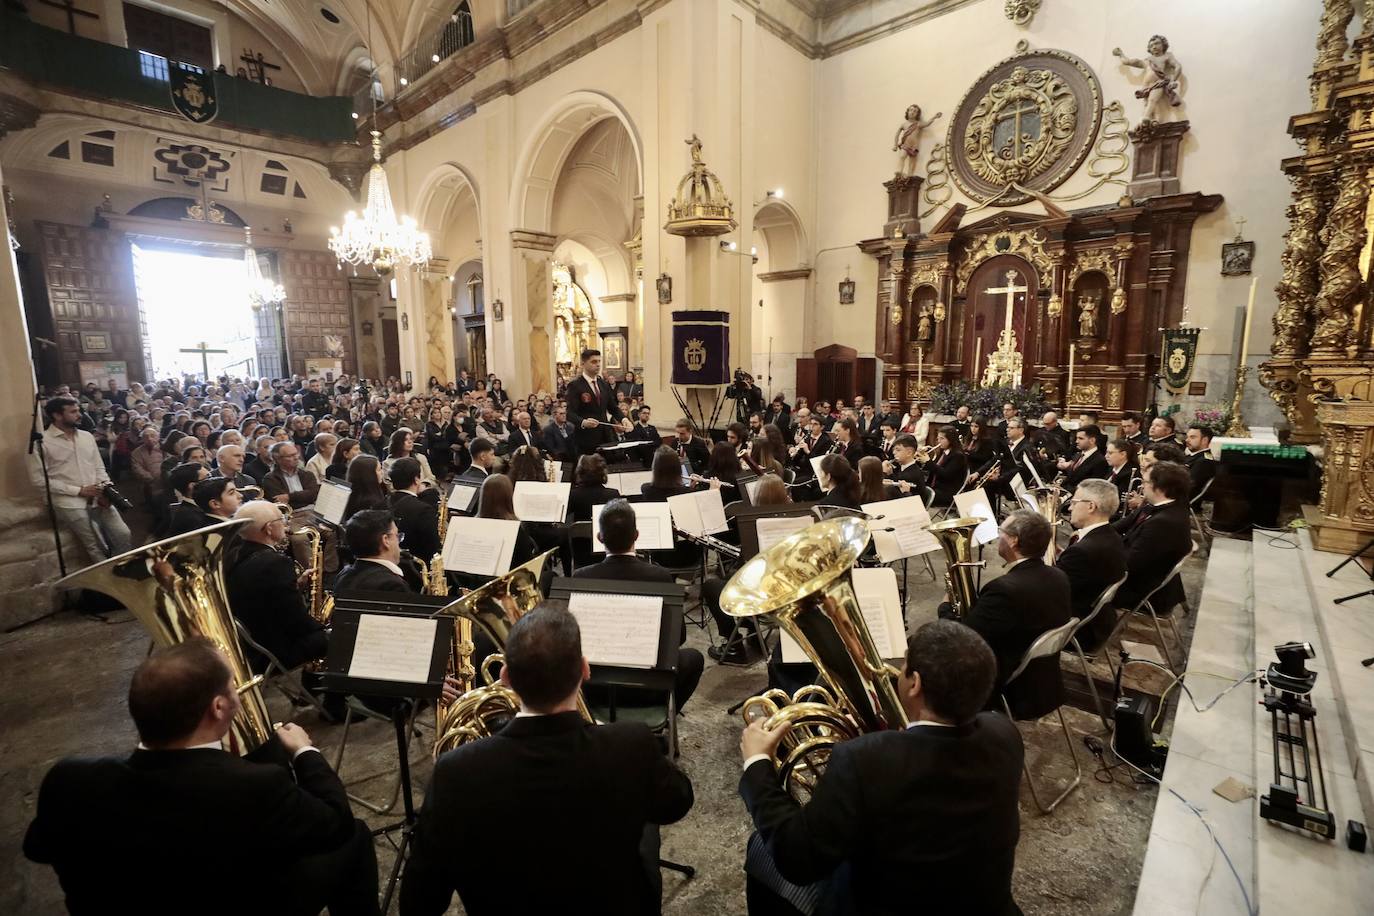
[542,420,579,461]
[1127,430,1150,448]
[243,456,270,485]
[1036,424,1071,455]
[164,500,212,538]
[389,490,441,562]
[334,559,412,594]
[261,467,320,509]
[575,553,676,584]
[1061,448,1110,492]
[1116,500,1192,613]
[928,450,969,506]
[673,436,711,475]
[507,425,543,454]
[564,374,626,454]
[817,489,863,512]
[569,483,622,522]
[227,541,327,671]
[739,714,1023,916]
[457,465,491,484]
[790,433,832,477]
[1056,524,1128,650]
[886,460,926,493]
[400,712,693,916]
[835,439,865,468]
[1186,450,1218,499]
[25,746,356,916]
[1105,462,1138,501]
[963,557,1072,718]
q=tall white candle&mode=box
[917,347,924,397]
[1067,342,1076,410]
[973,338,981,387]
[1240,276,1257,357]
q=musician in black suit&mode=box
[564,348,631,454]
[192,476,242,523]
[738,620,1022,916]
[830,417,865,468]
[163,461,211,536]
[334,509,413,593]
[574,500,704,711]
[787,414,831,480]
[1104,438,1140,506]
[1147,415,1181,447]
[1114,461,1194,615]
[1036,410,1072,456]
[399,607,694,916]
[876,419,899,462]
[25,638,378,916]
[927,425,969,507]
[949,405,972,446]
[388,457,441,562]
[1057,424,1110,492]
[996,417,1035,489]
[542,403,580,462]
[457,437,496,483]
[949,510,1072,718]
[672,418,711,475]
[1183,424,1219,499]
[1058,479,1129,650]
[883,434,927,496]
[507,410,544,453]
[1120,411,1150,448]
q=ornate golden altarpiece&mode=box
[1260,1,1374,552]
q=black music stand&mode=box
[320,594,456,913]
[1329,537,1374,605]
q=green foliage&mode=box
[928,381,1049,419]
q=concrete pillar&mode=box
[420,258,454,386]
[394,268,427,390]
[509,230,556,396]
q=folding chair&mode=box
[1001,617,1083,814]
[1189,477,1215,555]
[588,684,681,759]
[232,619,327,718]
[1064,572,1129,729]
[1102,542,1197,674]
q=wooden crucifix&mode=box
[239,49,281,86]
[38,0,100,35]
[180,341,229,380]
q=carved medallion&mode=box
[947,45,1102,206]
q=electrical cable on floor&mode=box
[1129,663,1263,732]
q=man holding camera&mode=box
[31,396,131,563]
[730,369,765,423]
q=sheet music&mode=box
[742,478,763,503]
[567,592,664,668]
[442,517,519,575]
[513,481,570,523]
[755,515,813,554]
[782,567,904,663]
[668,488,729,536]
[954,490,999,546]
[591,502,674,552]
[862,495,940,561]
[1010,474,1029,502]
[314,481,350,526]
[809,454,827,482]
[348,615,438,683]
[607,470,654,495]
[1022,452,1046,489]
[447,482,480,512]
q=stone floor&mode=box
[1,543,1206,915]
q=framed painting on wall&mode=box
[80,332,112,354]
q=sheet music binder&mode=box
[547,578,684,694]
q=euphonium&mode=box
[926,516,985,618]
[721,517,906,801]
[55,521,274,755]
[1027,485,1065,559]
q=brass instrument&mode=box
[720,517,907,802]
[298,526,334,625]
[1026,485,1066,560]
[926,516,986,618]
[674,527,742,561]
[55,521,274,755]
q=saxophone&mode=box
[299,526,333,625]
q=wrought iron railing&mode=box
[395,8,476,91]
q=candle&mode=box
[973,338,981,387]
[1067,342,1076,410]
[1240,276,1257,358]
[917,346,924,397]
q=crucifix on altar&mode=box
[180,341,229,381]
[981,269,1026,387]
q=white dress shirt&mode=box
[360,556,406,577]
[32,424,111,509]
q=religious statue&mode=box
[686,134,703,164]
[892,105,942,176]
[554,315,574,366]
[916,307,934,343]
[1077,295,1098,338]
[1113,35,1183,124]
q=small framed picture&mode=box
[492,298,504,321]
[80,331,111,354]
[1221,241,1254,276]
[656,273,673,305]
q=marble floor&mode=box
[1,549,1208,915]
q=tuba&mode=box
[1026,485,1065,560]
[926,516,985,618]
[721,517,907,801]
[55,521,274,756]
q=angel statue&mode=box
[1113,35,1183,125]
[893,105,942,176]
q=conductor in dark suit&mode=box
[1114,461,1193,615]
[564,348,631,455]
[388,457,441,562]
[1057,479,1129,650]
[25,638,378,916]
[226,501,327,672]
[738,620,1023,916]
[948,510,1071,718]
[574,499,705,712]
[334,509,414,593]
[399,607,694,916]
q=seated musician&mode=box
[1104,438,1139,505]
[334,508,414,593]
[163,461,211,537]
[672,418,711,476]
[388,457,441,562]
[815,453,862,511]
[1119,442,1183,517]
[227,500,327,672]
[883,433,927,496]
[943,510,1071,718]
[787,414,830,481]
[1037,410,1071,455]
[830,417,864,468]
[1056,424,1109,492]
[573,499,704,712]
[25,638,379,916]
[1113,461,1193,615]
[400,608,694,916]
[1148,414,1180,447]
[1120,410,1149,448]
[738,620,1022,916]
[1183,423,1218,499]
[926,425,968,507]
[457,437,497,483]
[1058,479,1129,650]
[193,475,242,523]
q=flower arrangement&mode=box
[1162,402,1232,433]
[928,381,1050,419]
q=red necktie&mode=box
[1068,533,1080,546]
[1071,453,1084,471]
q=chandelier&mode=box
[329,131,431,276]
[244,228,285,310]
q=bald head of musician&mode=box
[235,499,287,548]
[497,607,590,715]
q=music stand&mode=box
[733,503,819,560]
[320,594,456,913]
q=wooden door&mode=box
[381,318,400,380]
[963,254,1039,384]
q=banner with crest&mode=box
[670,310,729,386]
[1160,326,1202,392]
[170,66,218,124]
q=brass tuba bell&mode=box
[56,521,274,756]
[926,515,985,618]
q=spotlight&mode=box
[432,53,440,63]
[351,112,359,119]
[767,188,784,199]
[399,77,408,86]
[750,246,757,255]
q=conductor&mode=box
[564,348,632,455]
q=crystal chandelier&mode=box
[328,131,431,276]
[244,228,285,310]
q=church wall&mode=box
[811,0,1315,424]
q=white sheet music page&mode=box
[782,568,904,663]
[567,592,663,668]
[862,495,940,561]
[513,481,571,523]
[668,488,728,536]
[1022,452,1046,489]
[1010,474,1029,501]
[447,483,479,511]
[348,615,437,683]
[954,490,999,546]
[442,517,519,575]
[743,478,763,503]
[755,515,813,554]
[590,502,674,552]
[314,481,350,525]
[809,454,826,482]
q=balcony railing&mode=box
[0,14,356,144]
[395,9,475,92]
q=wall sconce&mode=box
[838,267,855,305]
[361,319,375,336]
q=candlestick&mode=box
[1240,276,1257,358]
[1225,364,1251,438]
[973,338,982,387]
[917,347,924,400]
[1066,342,1075,411]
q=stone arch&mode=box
[753,199,808,271]
[414,162,482,260]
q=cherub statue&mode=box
[1113,35,1183,125]
[892,105,942,176]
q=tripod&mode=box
[373,701,418,913]
[27,391,67,580]
[1328,537,1374,605]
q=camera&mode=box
[102,484,134,512]
[1266,640,1317,696]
